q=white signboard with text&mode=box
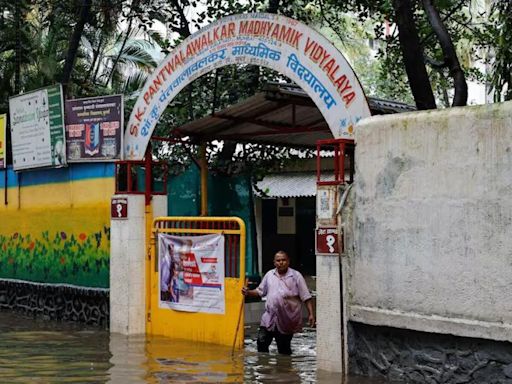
[9,85,66,171]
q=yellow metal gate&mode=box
[148,216,246,349]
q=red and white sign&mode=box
[124,13,371,160]
[158,233,225,314]
[111,197,128,219]
[316,226,340,255]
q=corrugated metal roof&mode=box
[174,83,415,148]
[255,172,334,198]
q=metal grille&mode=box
[153,217,245,278]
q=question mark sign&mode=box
[116,203,123,217]
[326,235,335,253]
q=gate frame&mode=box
[148,216,246,349]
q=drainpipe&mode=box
[337,183,353,375]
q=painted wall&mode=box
[349,102,512,342]
[0,163,115,288]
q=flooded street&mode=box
[0,311,388,383]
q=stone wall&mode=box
[0,279,109,327]
[349,322,512,384]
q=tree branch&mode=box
[105,0,139,87]
[424,55,446,69]
[422,0,467,106]
[61,0,92,96]
[392,0,437,109]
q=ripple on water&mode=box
[0,312,391,383]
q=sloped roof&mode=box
[255,172,335,198]
[172,83,415,148]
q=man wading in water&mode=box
[242,250,315,355]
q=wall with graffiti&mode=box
[0,163,115,288]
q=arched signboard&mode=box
[124,13,371,160]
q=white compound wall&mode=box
[347,102,512,342]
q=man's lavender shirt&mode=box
[256,267,312,335]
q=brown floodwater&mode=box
[0,311,388,383]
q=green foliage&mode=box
[475,1,512,102]
[314,0,487,107]
[1,0,510,170]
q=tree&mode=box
[317,0,475,109]
[60,0,92,96]
[421,0,467,106]
[393,0,437,109]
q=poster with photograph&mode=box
[158,233,225,314]
[64,95,123,161]
[0,114,5,168]
[9,85,66,171]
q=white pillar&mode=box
[316,254,343,372]
[110,194,146,334]
[109,194,167,335]
[316,184,344,373]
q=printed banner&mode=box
[65,95,123,161]
[9,85,66,171]
[158,233,225,314]
[125,12,371,160]
[0,114,5,168]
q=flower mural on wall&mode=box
[0,228,110,288]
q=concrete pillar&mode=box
[316,254,343,372]
[110,194,146,334]
[110,194,168,335]
[316,184,344,372]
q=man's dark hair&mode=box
[274,250,289,260]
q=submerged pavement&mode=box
[0,311,389,383]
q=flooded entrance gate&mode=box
[0,311,388,383]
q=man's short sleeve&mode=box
[256,271,270,297]
[296,272,312,302]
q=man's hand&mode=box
[241,286,249,296]
[308,313,316,328]
[305,299,315,327]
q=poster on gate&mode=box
[158,233,225,314]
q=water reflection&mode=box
[0,311,387,383]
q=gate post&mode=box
[315,139,354,373]
[109,194,168,335]
[110,156,168,335]
[110,194,146,334]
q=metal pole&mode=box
[145,143,152,206]
[199,143,208,216]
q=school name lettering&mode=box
[138,21,301,110]
[129,19,358,138]
[238,20,303,49]
[304,37,356,107]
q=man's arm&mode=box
[241,286,261,298]
[305,298,315,327]
[242,272,268,298]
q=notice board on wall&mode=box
[9,85,66,171]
